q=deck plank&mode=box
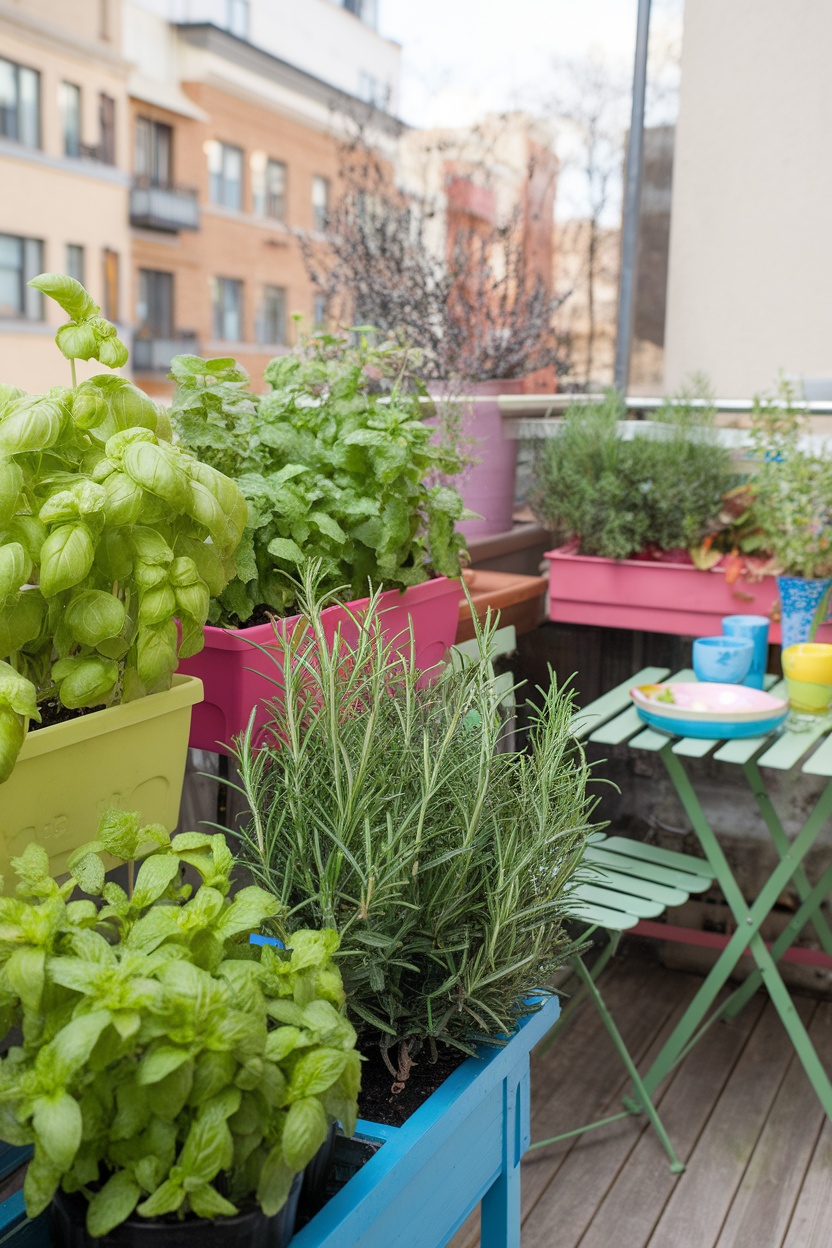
[519,965,703,1248]
[783,1107,832,1247]
[644,996,816,1248]
[576,992,767,1248]
[714,1002,832,1247]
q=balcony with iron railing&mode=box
[132,331,199,374]
[130,178,200,233]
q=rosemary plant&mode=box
[227,570,593,1085]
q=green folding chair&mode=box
[530,833,714,1173]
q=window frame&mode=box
[252,156,287,221]
[257,284,287,346]
[135,116,173,187]
[65,244,85,287]
[60,81,81,158]
[212,277,244,342]
[311,175,330,232]
[0,57,41,148]
[0,233,44,320]
[208,141,244,211]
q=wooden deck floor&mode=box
[452,941,832,1248]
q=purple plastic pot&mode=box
[177,578,462,755]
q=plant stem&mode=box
[70,358,77,390]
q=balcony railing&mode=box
[132,334,199,374]
[130,179,200,232]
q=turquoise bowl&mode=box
[636,706,788,740]
[692,636,754,684]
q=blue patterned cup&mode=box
[693,636,754,684]
[721,615,770,690]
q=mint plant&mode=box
[169,331,467,625]
[0,274,247,782]
[0,813,360,1237]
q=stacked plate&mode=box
[629,681,789,739]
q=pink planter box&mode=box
[545,546,832,643]
[177,577,461,755]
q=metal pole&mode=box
[614,0,652,394]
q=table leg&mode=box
[638,746,832,1110]
[743,757,832,954]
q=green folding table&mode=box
[571,666,832,1120]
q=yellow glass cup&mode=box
[782,643,832,713]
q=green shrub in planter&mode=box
[530,389,734,560]
[0,274,247,781]
[168,331,467,626]
[229,571,593,1087]
[0,812,360,1236]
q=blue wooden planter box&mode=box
[292,993,560,1248]
[0,997,559,1248]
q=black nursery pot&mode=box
[296,1123,337,1224]
[51,1176,302,1248]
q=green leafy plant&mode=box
[747,377,832,580]
[0,813,359,1236]
[169,330,467,626]
[228,570,593,1087]
[0,274,247,782]
[529,389,734,561]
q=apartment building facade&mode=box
[129,0,403,394]
[0,0,402,394]
[0,0,132,390]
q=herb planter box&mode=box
[456,569,548,643]
[291,994,560,1248]
[0,998,559,1248]
[545,545,832,643]
[178,579,461,755]
[0,674,203,878]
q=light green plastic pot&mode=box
[0,674,203,878]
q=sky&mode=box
[378,0,643,130]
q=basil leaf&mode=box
[39,523,94,596]
[28,273,99,321]
[86,1171,141,1239]
[282,1096,328,1170]
[65,590,125,646]
[55,322,98,361]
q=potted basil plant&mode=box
[0,274,247,874]
[0,811,360,1248]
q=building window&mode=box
[0,59,40,147]
[135,117,172,186]
[212,277,243,341]
[0,234,44,320]
[99,0,111,41]
[60,82,81,158]
[342,0,378,28]
[312,176,330,232]
[252,155,287,221]
[98,93,116,165]
[358,72,389,110]
[257,285,287,346]
[66,244,84,286]
[137,269,174,338]
[207,141,243,210]
[226,0,249,38]
[102,249,119,322]
[313,293,326,328]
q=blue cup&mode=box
[693,636,754,684]
[721,615,770,690]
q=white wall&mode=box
[130,0,401,112]
[663,0,832,398]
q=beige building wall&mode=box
[0,0,131,392]
[664,0,832,398]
